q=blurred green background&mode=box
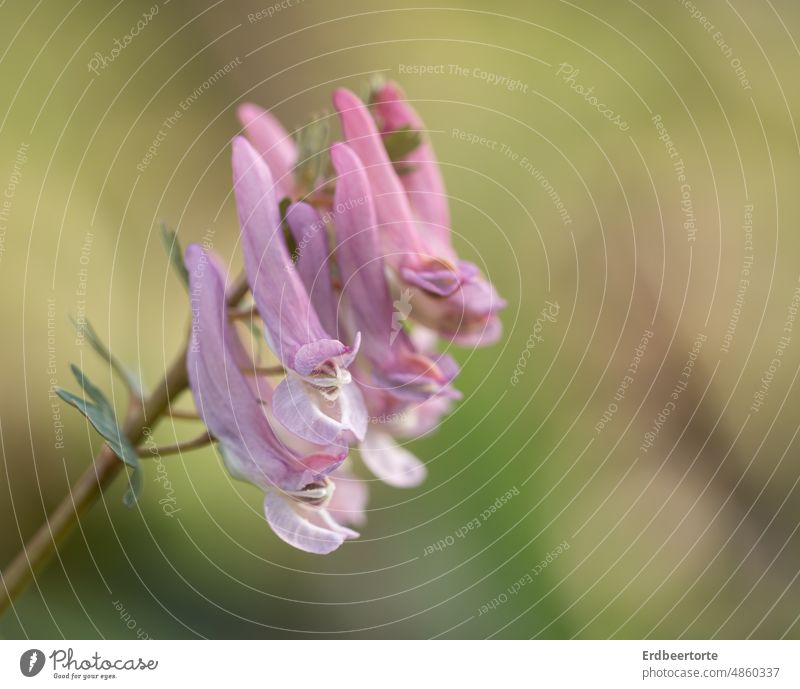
[2,0,800,639]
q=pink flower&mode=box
[231,137,367,448]
[185,245,360,554]
[332,83,506,346]
[236,103,298,198]
[184,83,505,551]
[328,141,463,486]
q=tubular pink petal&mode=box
[263,492,347,554]
[327,469,368,527]
[332,88,425,259]
[272,374,366,446]
[237,103,297,197]
[233,136,357,381]
[359,430,427,488]
[337,377,368,441]
[371,81,453,257]
[330,142,396,356]
[285,201,338,334]
[185,244,343,490]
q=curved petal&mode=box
[185,244,294,490]
[273,373,366,446]
[359,430,427,488]
[371,81,453,258]
[337,376,368,441]
[263,492,347,554]
[327,468,368,527]
[330,142,395,356]
[185,244,344,492]
[400,266,506,347]
[400,262,461,297]
[332,88,425,260]
[285,201,337,334]
[294,337,358,378]
[237,103,297,198]
[308,507,359,540]
[233,137,350,374]
[448,314,504,347]
[393,394,455,439]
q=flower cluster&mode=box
[185,82,506,554]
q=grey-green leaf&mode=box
[160,222,189,289]
[293,113,330,191]
[69,316,144,399]
[56,364,142,506]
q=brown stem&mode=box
[228,305,258,321]
[0,344,188,617]
[0,272,250,617]
[242,365,284,376]
[165,408,201,420]
[137,430,214,457]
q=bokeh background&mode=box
[2,0,800,639]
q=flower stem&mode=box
[242,365,285,376]
[137,430,214,457]
[0,343,188,617]
[164,408,201,420]
[0,273,249,617]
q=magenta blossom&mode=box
[231,137,367,448]
[185,245,361,554]
[333,84,506,346]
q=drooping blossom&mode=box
[185,244,360,554]
[329,141,462,486]
[236,103,298,198]
[332,84,506,345]
[231,136,367,448]
[183,82,504,553]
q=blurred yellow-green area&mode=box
[2,0,800,639]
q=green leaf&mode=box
[293,113,330,191]
[70,316,144,399]
[365,73,387,105]
[160,222,189,289]
[56,364,142,507]
[382,126,422,163]
[392,162,419,177]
